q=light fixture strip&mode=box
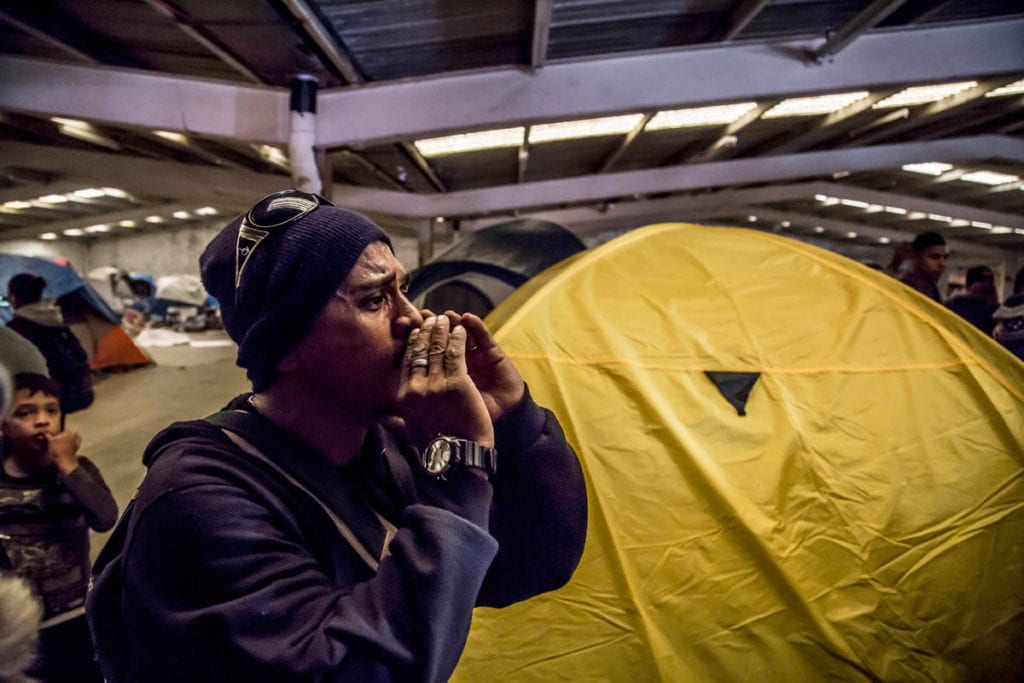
[762,92,869,119]
[873,81,977,108]
[646,102,757,130]
[414,127,525,157]
[528,114,644,144]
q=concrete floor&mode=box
[72,330,249,561]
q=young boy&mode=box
[0,372,117,683]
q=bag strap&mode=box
[206,411,396,572]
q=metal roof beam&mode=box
[0,56,289,142]
[139,0,266,84]
[2,20,1021,147]
[277,0,364,85]
[531,0,554,69]
[810,0,911,61]
[316,19,1024,147]
[407,136,1024,218]
[717,0,771,41]
[846,78,1022,147]
[4,136,1022,222]
[0,10,96,64]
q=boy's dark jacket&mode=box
[88,390,587,682]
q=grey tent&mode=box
[408,218,585,317]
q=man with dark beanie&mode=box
[87,190,587,682]
[899,230,948,302]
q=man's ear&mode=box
[276,349,299,374]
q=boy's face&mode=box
[3,388,61,456]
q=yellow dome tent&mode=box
[453,223,1024,681]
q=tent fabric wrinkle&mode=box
[451,223,1024,681]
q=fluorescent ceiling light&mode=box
[173,211,191,219]
[255,145,289,167]
[927,213,952,223]
[50,116,88,128]
[814,226,825,233]
[119,220,138,228]
[846,232,858,239]
[195,207,219,216]
[40,233,58,240]
[2,200,33,210]
[762,91,869,119]
[970,221,992,230]
[414,127,524,157]
[529,114,643,144]
[145,215,164,224]
[874,81,977,108]
[73,188,106,199]
[985,79,1024,97]
[153,130,188,144]
[839,198,870,209]
[878,237,891,244]
[646,102,757,130]
[84,224,110,233]
[102,187,129,198]
[51,118,120,150]
[902,162,953,176]
[991,226,1012,234]
[63,228,84,236]
[747,215,757,222]
[884,206,907,215]
[959,170,1020,186]
[38,194,68,204]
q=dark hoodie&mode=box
[88,390,587,683]
[7,302,94,413]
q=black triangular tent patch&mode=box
[704,371,761,417]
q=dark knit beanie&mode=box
[200,200,391,391]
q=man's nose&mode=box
[397,293,424,329]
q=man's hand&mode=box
[398,315,495,449]
[46,430,82,476]
[452,312,524,421]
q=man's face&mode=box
[913,245,948,283]
[3,388,60,456]
[281,242,423,416]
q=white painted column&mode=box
[288,75,321,194]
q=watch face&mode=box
[423,438,453,476]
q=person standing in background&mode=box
[946,265,999,335]
[6,274,94,417]
[899,231,948,303]
[1,372,117,683]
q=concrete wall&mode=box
[2,222,423,282]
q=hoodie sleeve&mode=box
[60,456,118,532]
[477,387,589,607]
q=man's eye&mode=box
[399,282,410,295]
[365,295,387,307]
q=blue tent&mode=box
[0,254,119,325]
[1,254,149,370]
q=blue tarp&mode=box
[0,254,121,325]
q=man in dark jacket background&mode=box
[87,190,588,682]
[6,273,94,416]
